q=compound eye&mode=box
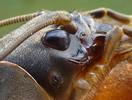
[41,29,70,51]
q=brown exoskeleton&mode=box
[0,8,132,100]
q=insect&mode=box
[0,8,132,100]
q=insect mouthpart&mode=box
[82,34,106,65]
[67,46,89,65]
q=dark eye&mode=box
[41,29,70,51]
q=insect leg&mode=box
[82,8,106,18]
[102,26,123,65]
[82,8,132,24]
[122,25,132,37]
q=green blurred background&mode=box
[0,0,132,37]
